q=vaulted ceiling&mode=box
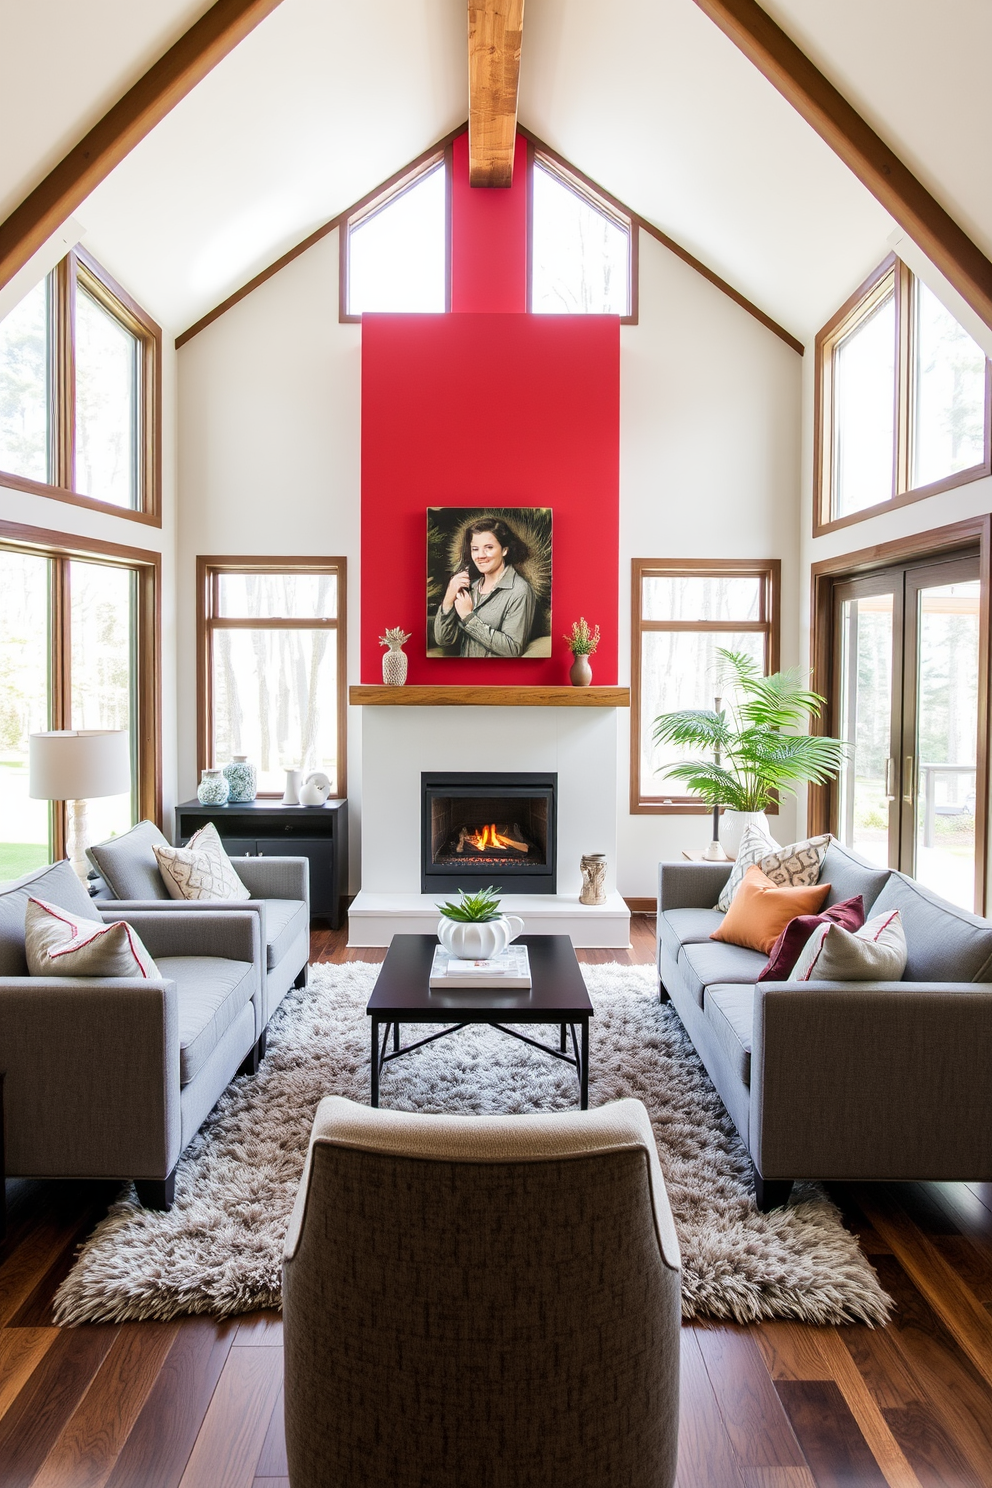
[0,1,986,344]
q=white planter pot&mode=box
[437,914,525,960]
[720,810,770,858]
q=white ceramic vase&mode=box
[282,767,303,805]
[299,771,331,806]
[437,914,525,960]
[720,809,770,858]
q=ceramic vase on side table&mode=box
[223,754,257,802]
[720,810,770,858]
[197,768,230,806]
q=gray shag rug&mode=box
[54,961,891,1327]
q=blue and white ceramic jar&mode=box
[197,767,230,806]
[223,754,257,803]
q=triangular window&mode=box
[530,158,633,319]
[345,161,447,318]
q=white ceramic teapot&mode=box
[299,771,332,806]
[437,913,525,961]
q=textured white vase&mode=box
[720,810,769,857]
[436,914,525,960]
[382,647,408,685]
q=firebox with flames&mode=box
[454,823,530,856]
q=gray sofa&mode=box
[658,839,992,1209]
[88,820,310,1065]
[0,859,263,1216]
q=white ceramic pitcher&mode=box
[437,914,525,960]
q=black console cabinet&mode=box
[175,799,348,929]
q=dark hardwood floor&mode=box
[3,915,992,1486]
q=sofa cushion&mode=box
[677,940,769,1007]
[0,861,101,976]
[87,820,171,900]
[818,841,890,912]
[264,898,309,971]
[25,897,159,979]
[155,823,251,903]
[157,955,255,1085]
[704,984,754,1087]
[792,908,907,982]
[870,874,992,983]
[657,908,725,964]
[712,867,831,954]
[758,895,865,981]
[717,821,780,910]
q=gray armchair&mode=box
[88,820,310,1058]
[0,860,262,1217]
[283,1096,682,1488]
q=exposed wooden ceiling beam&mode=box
[0,0,286,295]
[690,0,992,331]
[468,0,525,187]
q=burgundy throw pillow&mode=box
[758,895,865,982]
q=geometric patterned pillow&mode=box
[716,821,781,911]
[759,833,831,889]
[153,821,250,902]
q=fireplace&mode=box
[422,771,557,894]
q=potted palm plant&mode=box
[652,649,846,855]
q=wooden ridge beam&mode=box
[468,0,525,187]
[690,0,992,331]
[0,0,286,295]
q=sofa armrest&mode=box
[657,860,732,912]
[98,907,261,964]
[751,980,992,1180]
[0,977,181,1179]
[233,856,310,912]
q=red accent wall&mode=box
[360,312,620,684]
[450,133,528,313]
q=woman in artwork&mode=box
[433,516,537,658]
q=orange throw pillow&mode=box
[711,865,831,955]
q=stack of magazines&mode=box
[429,944,532,989]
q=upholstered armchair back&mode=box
[283,1096,682,1488]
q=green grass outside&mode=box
[0,842,49,880]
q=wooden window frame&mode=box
[197,556,348,799]
[0,247,162,526]
[814,254,992,538]
[808,515,992,911]
[630,557,781,815]
[338,148,451,325]
[527,141,638,326]
[0,518,163,861]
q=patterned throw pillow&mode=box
[25,897,159,978]
[154,821,251,902]
[716,821,780,911]
[791,909,907,982]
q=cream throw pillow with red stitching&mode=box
[25,897,160,979]
[791,908,907,982]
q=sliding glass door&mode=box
[832,551,982,909]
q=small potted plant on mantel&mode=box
[652,648,847,856]
[379,627,412,686]
[565,618,600,687]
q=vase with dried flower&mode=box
[564,617,600,686]
[379,627,412,686]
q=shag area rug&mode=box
[54,962,891,1327]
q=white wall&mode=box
[176,230,363,882]
[176,225,803,897]
[616,233,803,896]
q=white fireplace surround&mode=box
[349,705,630,947]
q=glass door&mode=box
[831,550,983,909]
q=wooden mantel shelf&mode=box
[350,685,630,708]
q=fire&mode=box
[469,822,512,851]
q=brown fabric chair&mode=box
[283,1096,682,1488]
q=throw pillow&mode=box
[716,821,780,911]
[25,897,159,979]
[711,866,832,956]
[758,895,865,982]
[792,908,907,982]
[154,821,251,902]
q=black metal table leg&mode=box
[371,1017,380,1107]
[560,1023,567,1052]
[580,1018,589,1109]
[393,1022,400,1053]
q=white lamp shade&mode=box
[29,730,131,801]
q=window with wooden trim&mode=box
[0,248,161,524]
[530,151,636,322]
[630,559,780,814]
[0,522,161,876]
[198,559,347,798]
[341,155,448,321]
[815,255,991,534]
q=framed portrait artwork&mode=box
[427,507,553,658]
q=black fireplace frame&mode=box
[421,771,557,895]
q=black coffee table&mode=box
[366,934,594,1108]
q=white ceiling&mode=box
[4,0,986,344]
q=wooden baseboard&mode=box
[624,897,656,914]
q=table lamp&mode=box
[29,729,131,883]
